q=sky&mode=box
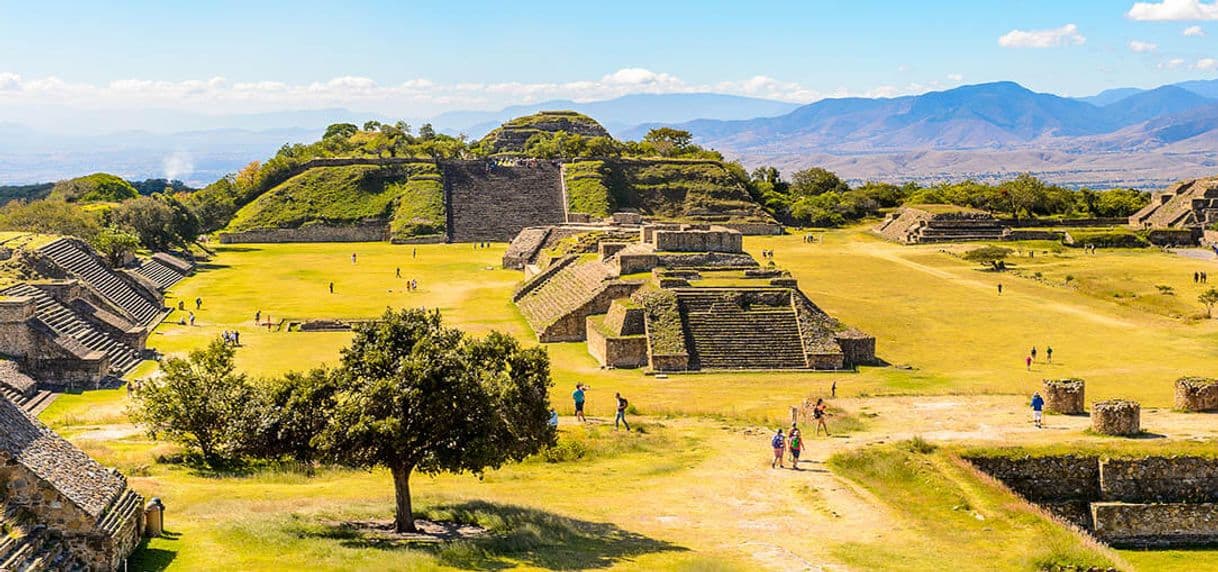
[0,0,1217,118]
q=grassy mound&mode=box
[48,173,138,203]
[226,163,444,239]
[565,159,774,224]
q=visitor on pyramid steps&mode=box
[614,392,630,432]
[770,428,786,469]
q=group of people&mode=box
[1194,271,1209,284]
[760,249,776,260]
[1081,244,1099,254]
[770,398,831,469]
[220,330,241,346]
[473,242,492,249]
[1024,345,1054,370]
[572,383,631,431]
[801,233,817,243]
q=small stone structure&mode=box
[0,394,144,569]
[1129,175,1218,231]
[1091,399,1141,436]
[1174,376,1218,412]
[1043,378,1086,415]
[874,205,1009,244]
[220,221,389,244]
[969,454,1218,548]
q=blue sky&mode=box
[0,0,1216,116]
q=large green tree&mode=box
[130,338,257,466]
[789,167,849,197]
[315,308,555,532]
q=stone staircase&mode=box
[2,284,142,374]
[0,387,55,415]
[443,161,566,242]
[38,239,161,325]
[0,512,86,572]
[517,259,615,332]
[675,289,808,370]
[135,258,188,289]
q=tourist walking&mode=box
[195,297,202,310]
[329,281,334,294]
[614,392,630,432]
[770,429,786,469]
[1195,272,1200,284]
[178,300,185,311]
[188,312,196,326]
[788,425,803,469]
[997,283,1003,295]
[572,383,588,423]
[1046,346,1053,364]
[1025,355,1032,371]
[351,253,357,264]
[255,310,261,323]
[831,381,837,398]
[396,267,401,278]
[813,398,831,436]
[1030,392,1045,428]
[1030,346,1037,362]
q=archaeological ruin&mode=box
[1129,175,1218,231]
[0,392,144,570]
[970,454,1218,548]
[505,219,875,371]
[874,205,1008,244]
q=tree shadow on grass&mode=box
[126,530,181,572]
[299,500,687,570]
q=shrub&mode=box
[962,246,1013,265]
[1065,229,1149,248]
[48,173,139,203]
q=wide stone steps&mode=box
[39,239,161,325]
[136,259,186,289]
[517,261,612,329]
[677,292,807,370]
[0,386,54,415]
[444,162,566,242]
[2,284,142,375]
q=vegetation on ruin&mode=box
[226,163,444,238]
[633,288,686,356]
[1065,228,1150,248]
[562,160,616,217]
[46,172,139,203]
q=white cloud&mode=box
[1184,24,1207,35]
[1128,0,1218,21]
[947,73,964,81]
[1160,57,1188,69]
[1196,57,1218,70]
[998,24,1086,48]
[1129,40,1159,52]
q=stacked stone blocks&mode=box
[1092,400,1141,436]
[1043,378,1086,414]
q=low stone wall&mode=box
[1044,378,1086,415]
[1175,377,1218,412]
[1101,457,1218,503]
[1092,400,1140,436]
[965,455,1101,503]
[655,252,757,268]
[585,317,649,369]
[1092,502,1218,548]
[219,222,388,243]
[649,353,690,372]
[603,300,645,336]
[618,253,659,274]
[652,228,743,253]
[718,222,783,235]
[1005,229,1064,241]
[835,332,876,367]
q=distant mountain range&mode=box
[629,79,1218,188]
[3,81,1218,188]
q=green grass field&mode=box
[42,227,1218,570]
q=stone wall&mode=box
[1101,457,1218,503]
[537,282,643,342]
[219,222,388,243]
[1092,502,1218,548]
[651,227,743,253]
[1092,400,1141,436]
[1175,377,1218,412]
[835,332,877,367]
[718,222,783,235]
[603,300,645,336]
[649,353,690,372]
[1044,378,1086,415]
[585,316,649,369]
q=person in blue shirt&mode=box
[572,384,588,423]
[1031,392,1045,428]
[770,428,786,469]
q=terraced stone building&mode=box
[1129,175,1218,231]
[505,220,875,371]
[874,205,1009,244]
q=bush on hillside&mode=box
[48,173,139,203]
[962,246,1013,265]
[0,199,101,241]
[562,161,616,218]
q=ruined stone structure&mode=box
[220,222,390,244]
[0,394,144,570]
[1043,378,1086,415]
[1129,175,1218,230]
[0,238,189,391]
[874,205,1009,244]
[480,111,611,154]
[443,160,567,242]
[1092,399,1141,436]
[507,222,876,371]
[969,454,1218,548]
[1174,376,1218,412]
[0,360,54,414]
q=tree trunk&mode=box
[391,463,416,533]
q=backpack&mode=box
[618,398,628,410]
[771,434,784,448]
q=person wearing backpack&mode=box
[788,426,803,469]
[614,392,630,432]
[770,428,786,469]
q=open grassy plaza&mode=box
[35,227,1218,571]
